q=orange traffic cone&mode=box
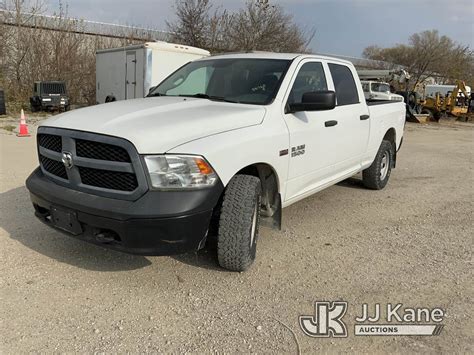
[17,109,31,137]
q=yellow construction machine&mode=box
[421,81,470,121]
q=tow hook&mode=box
[95,231,116,244]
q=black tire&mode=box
[433,111,442,121]
[217,175,261,271]
[407,92,417,110]
[362,140,394,190]
[421,108,434,121]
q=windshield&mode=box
[371,83,390,93]
[148,58,291,105]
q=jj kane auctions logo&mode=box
[300,301,445,337]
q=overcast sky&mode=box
[42,0,473,56]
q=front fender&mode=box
[167,124,289,191]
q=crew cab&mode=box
[26,53,405,271]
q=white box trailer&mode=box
[96,41,210,103]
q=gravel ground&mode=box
[0,121,473,353]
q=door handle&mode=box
[325,120,338,127]
[360,114,370,120]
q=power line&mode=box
[0,10,172,41]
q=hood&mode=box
[41,97,266,153]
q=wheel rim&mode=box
[250,203,258,246]
[380,152,390,180]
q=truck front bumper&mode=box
[26,168,223,255]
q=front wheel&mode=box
[217,175,261,271]
[362,140,394,190]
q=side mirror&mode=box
[288,91,336,113]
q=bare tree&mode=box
[223,0,314,53]
[1,0,45,100]
[1,0,321,110]
[167,0,315,53]
[1,0,152,108]
[167,0,213,48]
[363,30,474,89]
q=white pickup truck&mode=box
[26,53,405,271]
[361,80,404,102]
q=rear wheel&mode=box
[421,108,435,121]
[30,100,40,112]
[217,175,261,272]
[362,140,394,190]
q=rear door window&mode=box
[328,63,359,106]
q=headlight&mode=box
[144,155,218,189]
[42,98,52,102]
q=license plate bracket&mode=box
[50,206,83,235]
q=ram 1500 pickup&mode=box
[26,53,405,271]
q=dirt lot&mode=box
[0,121,473,353]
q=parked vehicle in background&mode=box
[361,80,404,102]
[26,53,405,272]
[357,69,411,91]
[357,69,423,121]
[421,81,471,120]
[30,81,69,112]
[96,41,210,103]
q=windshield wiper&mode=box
[178,93,239,103]
[147,92,167,97]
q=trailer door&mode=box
[126,52,137,99]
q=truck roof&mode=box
[96,41,210,56]
[201,52,354,66]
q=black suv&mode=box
[30,81,70,112]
